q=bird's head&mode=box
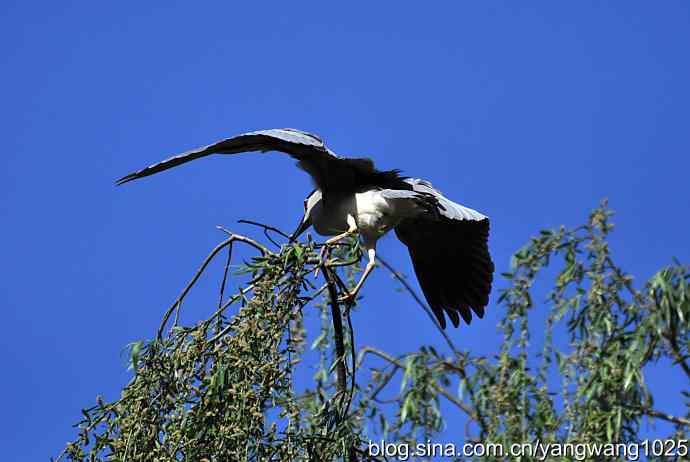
[289,189,322,241]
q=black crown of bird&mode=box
[117,128,494,329]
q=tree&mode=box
[57,202,689,461]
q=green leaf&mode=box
[623,363,634,391]
[311,332,327,350]
[294,245,303,262]
[457,379,465,400]
[128,340,144,371]
[401,355,416,392]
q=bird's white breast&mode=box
[310,190,397,238]
[354,190,395,236]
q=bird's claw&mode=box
[337,291,356,304]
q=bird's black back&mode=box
[327,158,411,193]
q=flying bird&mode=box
[117,128,494,329]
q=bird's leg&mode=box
[338,247,376,304]
[325,214,358,247]
[315,215,358,277]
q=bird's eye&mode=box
[303,199,308,211]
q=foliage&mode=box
[57,202,689,461]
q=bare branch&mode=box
[368,364,401,404]
[157,229,269,340]
[622,402,690,427]
[323,265,348,403]
[645,408,690,427]
[157,237,234,339]
[662,317,690,381]
[375,255,459,356]
[237,219,290,246]
[375,254,490,437]
[217,241,233,310]
[322,263,359,462]
[344,308,357,417]
[216,226,271,255]
[358,346,476,418]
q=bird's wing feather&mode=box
[395,179,494,328]
[404,178,487,221]
[116,128,337,186]
[378,190,419,200]
[378,189,443,218]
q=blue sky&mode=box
[1,1,689,459]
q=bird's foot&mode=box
[337,290,357,305]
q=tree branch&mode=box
[237,219,290,247]
[323,265,348,403]
[375,255,489,438]
[622,402,690,427]
[157,238,234,339]
[646,408,690,427]
[322,264,359,462]
[358,346,476,418]
[157,229,269,340]
[663,322,690,381]
[375,255,460,356]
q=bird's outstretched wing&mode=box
[116,128,338,187]
[395,179,494,329]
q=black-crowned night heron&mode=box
[117,128,494,329]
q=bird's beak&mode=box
[289,216,311,242]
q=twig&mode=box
[122,428,133,462]
[157,238,234,339]
[358,346,475,418]
[205,282,259,345]
[375,255,460,356]
[344,307,357,417]
[209,281,258,321]
[323,265,348,404]
[53,448,67,462]
[666,335,690,380]
[172,300,182,329]
[376,254,490,438]
[300,283,329,305]
[448,355,489,439]
[622,402,690,427]
[322,263,359,462]
[216,226,271,255]
[214,241,234,333]
[325,257,362,268]
[218,241,234,310]
[363,363,401,408]
[645,408,690,427]
[157,229,269,340]
[662,309,690,380]
[238,219,289,246]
